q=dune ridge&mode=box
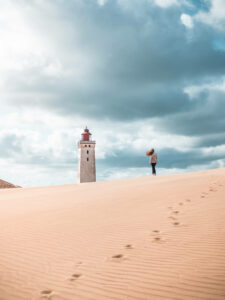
[0,179,20,189]
[0,169,225,299]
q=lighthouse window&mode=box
[87,157,89,161]
[85,145,87,147]
[87,150,89,154]
[89,145,91,147]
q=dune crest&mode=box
[0,169,225,299]
[0,179,20,189]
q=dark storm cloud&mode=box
[195,133,225,147]
[156,90,225,136]
[157,148,224,169]
[6,0,225,130]
[2,0,225,177]
[101,147,225,169]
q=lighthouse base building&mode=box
[78,128,96,183]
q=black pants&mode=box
[151,163,156,175]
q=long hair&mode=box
[149,148,154,155]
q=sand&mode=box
[0,168,225,300]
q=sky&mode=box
[0,0,225,187]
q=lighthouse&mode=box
[78,127,96,183]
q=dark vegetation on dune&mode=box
[0,179,21,189]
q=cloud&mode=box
[0,133,23,158]
[153,0,179,8]
[1,0,225,124]
[155,91,225,136]
[0,0,224,186]
[101,146,225,169]
[181,13,193,28]
[195,133,225,147]
[184,78,225,99]
[194,0,225,31]
[97,0,108,6]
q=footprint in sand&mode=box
[125,244,133,249]
[152,230,163,242]
[112,254,123,259]
[69,273,82,281]
[110,254,126,262]
[40,290,53,298]
[185,199,191,202]
[179,202,183,206]
[173,221,180,226]
[201,195,205,198]
[154,237,161,241]
[172,210,179,214]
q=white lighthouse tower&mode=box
[78,127,96,183]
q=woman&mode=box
[149,149,157,176]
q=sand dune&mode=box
[0,179,20,189]
[0,169,225,300]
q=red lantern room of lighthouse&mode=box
[81,127,92,141]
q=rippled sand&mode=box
[0,168,225,299]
